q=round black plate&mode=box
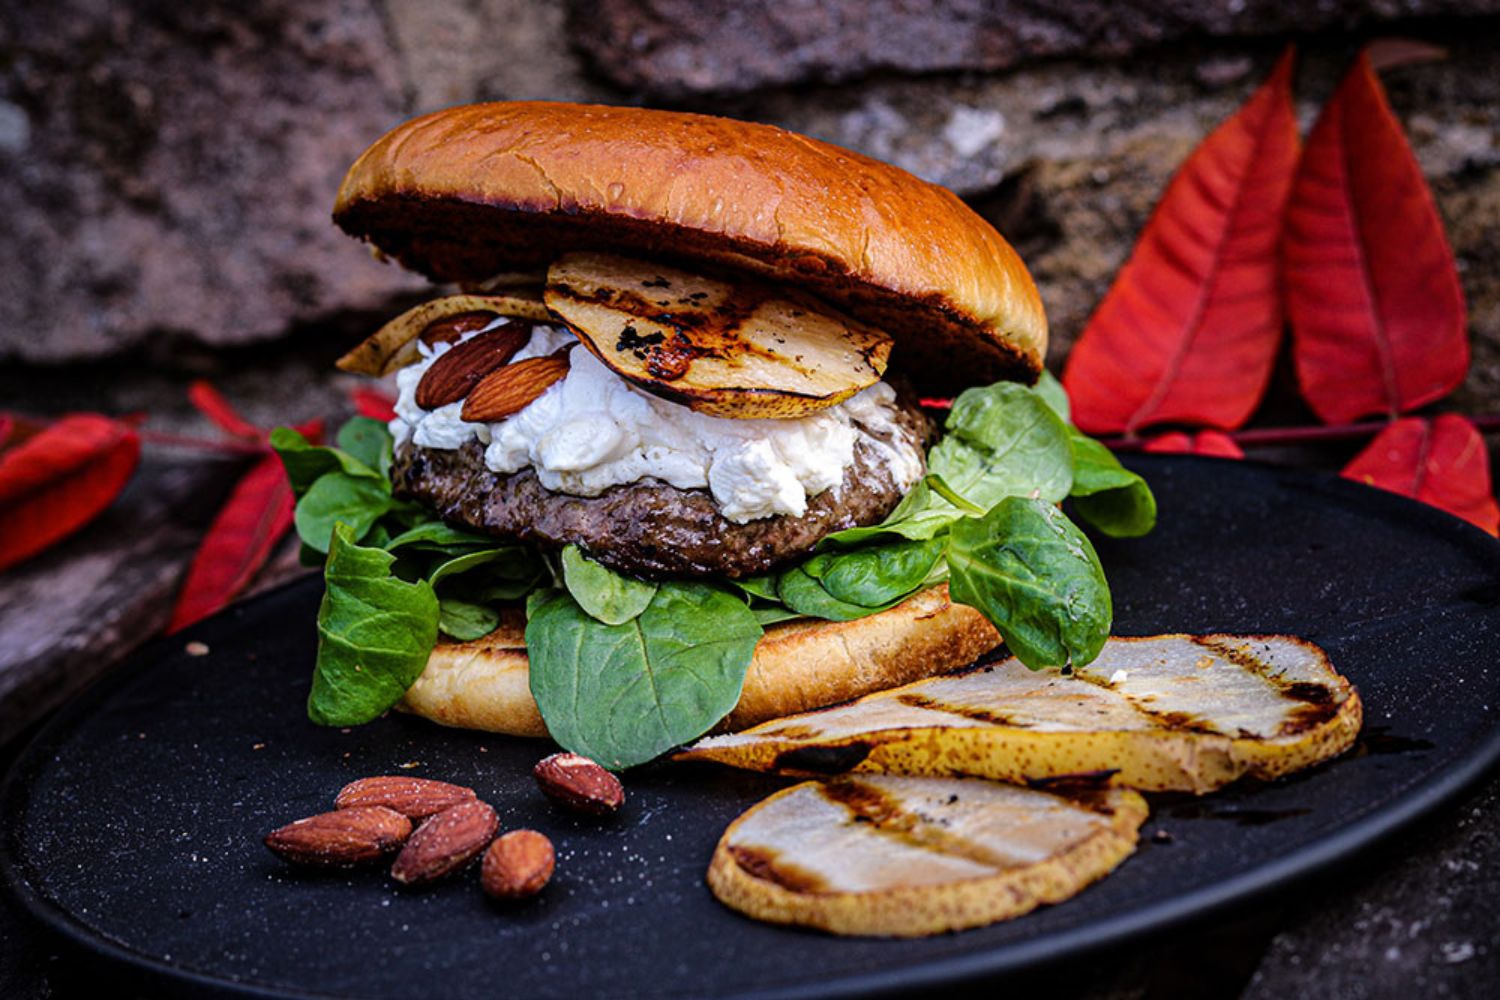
[4,456,1500,999]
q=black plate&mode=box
[4,456,1500,999]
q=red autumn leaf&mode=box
[166,413,323,632]
[1141,430,1245,459]
[1341,415,1498,535]
[167,452,295,632]
[351,387,397,422]
[1063,49,1300,435]
[1364,38,1447,73]
[189,380,265,441]
[1283,50,1468,424]
[0,414,141,572]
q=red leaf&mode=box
[1142,430,1246,459]
[167,452,295,632]
[189,381,264,441]
[1341,416,1498,534]
[0,414,141,572]
[1063,49,1300,435]
[350,387,397,422]
[1364,38,1447,72]
[1283,50,1468,424]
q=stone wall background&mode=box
[2,0,1499,424]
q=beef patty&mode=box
[390,396,929,579]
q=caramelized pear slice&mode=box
[708,775,1146,937]
[336,291,549,376]
[544,252,892,419]
[679,634,1363,794]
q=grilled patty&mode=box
[390,396,928,579]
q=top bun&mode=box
[334,102,1046,392]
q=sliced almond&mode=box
[414,326,532,409]
[708,776,1146,937]
[460,350,571,422]
[336,291,550,376]
[678,634,1363,794]
[544,252,892,419]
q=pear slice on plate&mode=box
[544,252,892,419]
[336,291,550,376]
[708,774,1147,937]
[678,634,1363,794]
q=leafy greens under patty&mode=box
[273,373,1155,768]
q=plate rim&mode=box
[4,455,1500,999]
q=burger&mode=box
[273,102,1155,769]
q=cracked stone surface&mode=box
[0,0,418,362]
[569,0,1500,98]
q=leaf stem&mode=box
[926,474,986,514]
[136,429,268,456]
[1102,414,1500,452]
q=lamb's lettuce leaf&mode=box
[1066,430,1158,538]
[525,583,762,769]
[947,496,1111,669]
[560,545,658,625]
[308,523,439,726]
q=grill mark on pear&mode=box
[817,778,1024,872]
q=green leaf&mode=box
[309,524,439,726]
[384,521,497,552]
[751,605,806,626]
[527,583,763,769]
[429,547,531,588]
[947,497,1111,669]
[336,417,395,480]
[727,574,781,602]
[294,473,393,553]
[560,545,658,625]
[801,536,946,609]
[776,566,903,621]
[822,478,955,546]
[1067,430,1158,538]
[1035,370,1072,424]
[526,587,560,621]
[924,473,984,515]
[438,598,502,640]
[270,427,383,497]
[930,382,1073,508]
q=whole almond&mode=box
[481,829,555,900]
[415,325,530,409]
[460,351,571,422]
[420,310,501,348]
[533,752,624,817]
[265,807,411,867]
[390,800,499,886]
[335,776,477,819]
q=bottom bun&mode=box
[399,585,1001,737]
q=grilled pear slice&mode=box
[544,252,892,419]
[708,775,1146,937]
[336,291,550,376]
[679,634,1362,794]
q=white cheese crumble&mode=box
[390,321,922,524]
